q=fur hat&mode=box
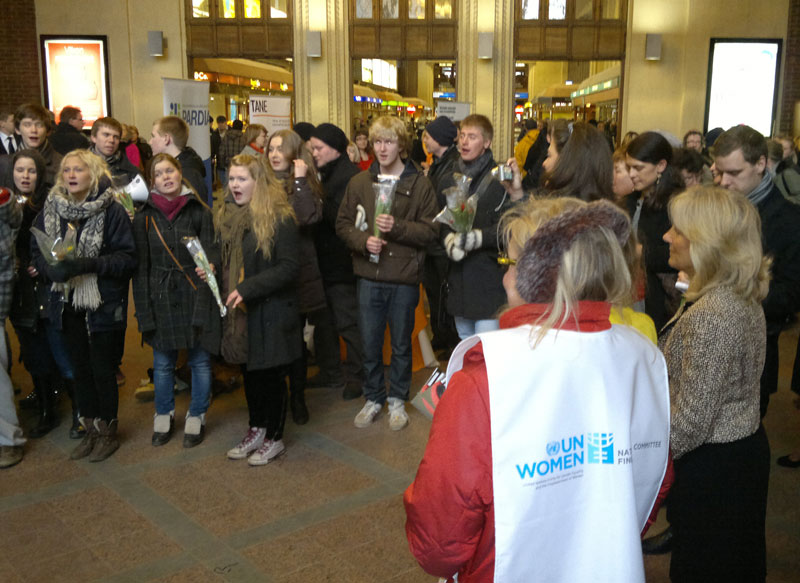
[311,123,349,154]
[515,200,631,304]
[425,117,458,148]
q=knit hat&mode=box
[293,122,315,142]
[515,200,631,304]
[311,123,349,154]
[425,117,457,148]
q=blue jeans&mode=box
[153,346,212,417]
[454,317,499,340]
[45,321,74,380]
[358,279,419,404]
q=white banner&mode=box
[435,101,471,122]
[162,78,211,159]
[249,94,292,135]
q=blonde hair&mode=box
[218,154,295,258]
[368,116,410,156]
[668,185,770,304]
[53,150,112,200]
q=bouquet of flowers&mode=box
[31,223,77,265]
[182,236,227,317]
[113,190,135,215]
[370,174,399,263]
[433,173,478,233]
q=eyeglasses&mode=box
[497,254,516,267]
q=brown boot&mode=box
[89,419,119,462]
[70,417,97,460]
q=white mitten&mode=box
[445,232,466,262]
[355,204,368,232]
[464,229,482,252]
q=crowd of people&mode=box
[2,99,800,581]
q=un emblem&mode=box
[546,441,560,456]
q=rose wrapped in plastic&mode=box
[113,190,135,215]
[433,173,478,233]
[182,236,227,317]
[369,174,399,263]
[31,222,78,265]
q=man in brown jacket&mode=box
[336,116,438,431]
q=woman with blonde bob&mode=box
[406,199,671,582]
[660,186,770,582]
[31,149,136,461]
[213,154,300,465]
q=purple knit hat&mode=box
[515,200,631,304]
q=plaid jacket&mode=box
[218,129,246,171]
[0,196,22,319]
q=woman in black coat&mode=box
[212,154,300,466]
[132,153,221,449]
[31,149,136,462]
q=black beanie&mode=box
[425,117,457,148]
[311,123,349,154]
[293,122,315,142]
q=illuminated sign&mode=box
[41,36,110,130]
[515,105,525,114]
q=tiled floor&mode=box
[3,314,800,582]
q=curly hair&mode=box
[53,150,112,200]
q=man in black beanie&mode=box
[293,122,315,145]
[308,123,365,399]
[422,117,461,353]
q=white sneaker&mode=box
[227,427,266,459]
[354,400,383,428]
[388,398,409,431]
[248,439,286,466]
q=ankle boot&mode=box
[19,389,38,410]
[64,380,85,439]
[290,388,309,425]
[90,419,119,462]
[28,380,59,438]
[70,417,97,460]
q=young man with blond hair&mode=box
[336,116,438,430]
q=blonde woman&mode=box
[31,149,136,461]
[212,154,300,465]
[660,186,770,581]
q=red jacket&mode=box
[404,302,673,582]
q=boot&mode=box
[28,379,59,438]
[289,357,309,425]
[89,419,119,462]
[290,390,309,425]
[64,380,85,439]
[19,389,38,410]
[70,417,97,460]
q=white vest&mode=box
[447,324,670,583]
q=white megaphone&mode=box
[124,174,149,203]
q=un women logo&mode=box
[546,441,560,456]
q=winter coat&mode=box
[439,151,513,320]
[336,160,438,285]
[132,193,221,354]
[50,122,90,156]
[315,154,361,285]
[427,145,460,195]
[285,176,326,313]
[31,190,137,332]
[0,193,22,320]
[177,147,209,201]
[93,147,142,190]
[219,130,245,171]
[0,140,62,190]
[9,200,48,329]
[236,215,302,370]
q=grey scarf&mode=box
[745,172,773,208]
[43,188,113,310]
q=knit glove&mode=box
[464,229,482,252]
[45,257,98,283]
[355,204,368,232]
[444,232,466,262]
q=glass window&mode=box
[356,0,372,18]
[192,0,210,18]
[548,0,566,20]
[576,0,593,20]
[601,0,621,19]
[270,0,288,18]
[382,0,399,19]
[244,0,261,18]
[521,0,539,20]
[222,0,235,18]
[409,0,425,19]
[435,0,452,18]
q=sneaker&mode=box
[0,446,23,469]
[247,439,286,466]
[227,427,266,460]
[388,398,409,431]
[134,382,155,402]
[354,400,383,428]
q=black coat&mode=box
[315,154,361,285]
[132,193,221,354]
[237,216,302,370]
[177,147,209,201]
[428,145,460,195]
[0,140,62,190]
[50,122,90,155]
[31,191,137,332]
[285,176,326,314]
